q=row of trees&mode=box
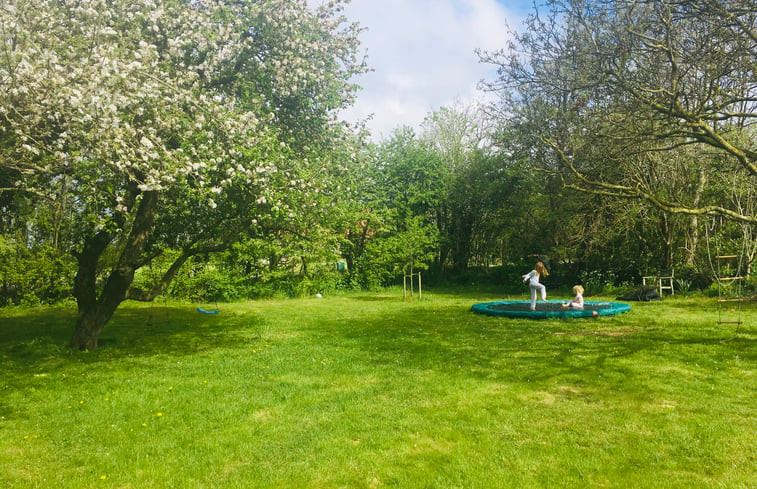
[1,0,755,349]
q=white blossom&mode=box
[2,0,364,251]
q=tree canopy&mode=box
[480,0,757,225]
[0,0,366,349]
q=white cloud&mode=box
[339,0,528,141]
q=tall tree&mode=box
[421,103,553,271]
[0,0,366,349]
[370,127,441,275]
[480,0,757,225]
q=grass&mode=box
[1,289,755,488]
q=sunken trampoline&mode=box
[471,300,631,319]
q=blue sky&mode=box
[339,0,533,140]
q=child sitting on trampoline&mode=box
[562,285,585,308]
[522,261,549,310]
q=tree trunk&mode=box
[658,214,674,271]
[436,207,451,272]
[300,255,308,276]
[71,229,113,349]
[70,190,159,350]
[344,226,369,278]
[70,301,117,351]
[127,250,192,301]
[686,168,707,265]
[451,212,473,273]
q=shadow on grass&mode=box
[0,303,267,375]
[350,295,402,302]
[1,297,754,395]
[305,300,757,393]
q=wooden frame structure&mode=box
[715,255,743,326]
[642,269,675,296]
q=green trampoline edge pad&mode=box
[470,300,632,319]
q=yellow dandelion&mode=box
[156,412,163,417]
[100,474,107,480]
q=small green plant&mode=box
[674,278,691,295]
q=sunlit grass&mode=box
[1,290,755,488]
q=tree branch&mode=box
[542,137,757,225]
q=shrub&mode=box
[0,238,75,306]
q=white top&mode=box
[522,270,540,287]
[567,293,584,308]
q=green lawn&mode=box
[1,290,755,488]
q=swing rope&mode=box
[197,293,219,315]
[705,216,743,330]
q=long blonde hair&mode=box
[535,261,548,277]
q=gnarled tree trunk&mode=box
[70,190,159,350]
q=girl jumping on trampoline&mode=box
[522,261,549,310]
[562,284,584,308]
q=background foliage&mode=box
[2,0,756,311]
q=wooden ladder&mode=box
[716,255,743,325]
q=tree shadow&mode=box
[0,304,267,375]
[350,295,400,302]
[1,299,754,396]
[305,301,757,394]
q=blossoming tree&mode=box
[0,0,366,349]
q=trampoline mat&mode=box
[471,300,631,319]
